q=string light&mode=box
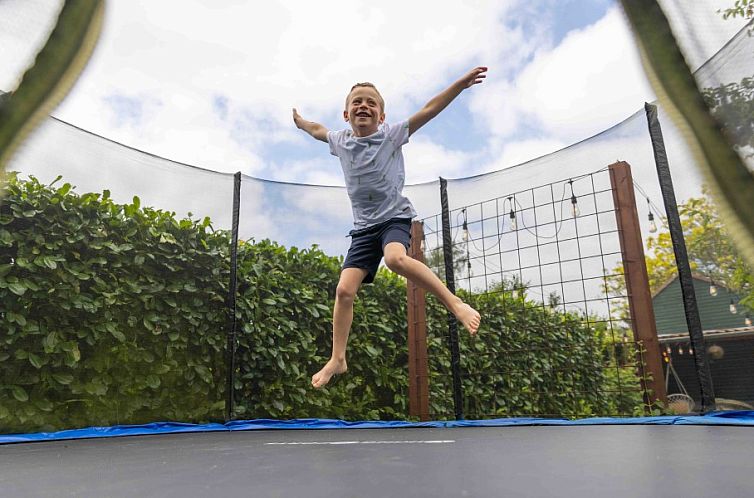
[462,208,470,242]
[746,315,752,326]
[678,345,684,355]
[647,198,657,233]
[568,180,580,218]
[508,199,517,232]
[708,344,724,360]
[730,299,737,314]
[709,280,718,296]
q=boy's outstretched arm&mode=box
[408,66,487,136]
[293,108,329,143]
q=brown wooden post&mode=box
[407,221,430,420]
[609,161,667,408]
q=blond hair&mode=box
[346,82,385,112]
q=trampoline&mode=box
[2,3,754,497]
[2,415,754,497]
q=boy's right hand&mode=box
[292,108,329,142]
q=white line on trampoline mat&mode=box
[265,440,455,446]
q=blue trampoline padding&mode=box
[2,411,753,444]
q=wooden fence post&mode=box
[407,220,430,420]
[609,161,667,408]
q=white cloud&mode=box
[49,0,525,179]
[472,7,655,151]
[272,157,345,186]
[403,136,480,183]
[491,137,569,172]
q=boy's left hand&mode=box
[460,67,488,88]
[292,108,304,129]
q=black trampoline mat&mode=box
[1,425,752,497]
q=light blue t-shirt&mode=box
[328,120,417,229]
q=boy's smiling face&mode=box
[344,86,385,137]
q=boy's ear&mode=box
[343,110,349,122]
[379,112,385,124]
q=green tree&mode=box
[701,76,754,157]
[710,1,754,156]
[719,0,754,23]
[606,192,754,314]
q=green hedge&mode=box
[0,174,228,432]
[0,174,643,433]
[425,287,644,419]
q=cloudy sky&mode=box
[1,0,746,188]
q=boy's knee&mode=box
[384,252,408,273]
[336,283,357,303]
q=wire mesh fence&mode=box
[416,165,652,419]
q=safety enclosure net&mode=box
[0,1,752,433]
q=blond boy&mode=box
[293,67,486,388]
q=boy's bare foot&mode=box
[454,302,481,335]
[312,358,347,389]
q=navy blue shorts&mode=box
[343,218,412,284]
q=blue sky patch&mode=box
[103,94,145,128]
[213,94,229,121]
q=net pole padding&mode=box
[609,161,667,411]
[224,172,242,422]
[406,221,430,421]
[644,103,716,412]
[439,177,464,420]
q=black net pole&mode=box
[644,103,715,412]
[224,172,242,422]
[439,177,464,420]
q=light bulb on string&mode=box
[462,208,470,242]
[688,346,694,355]
[730,300,737,314]
[666,345,672,355]
[745,315,752,326]
[509,208,517,231]
[646,198,657,233]
[568,180,579,218]
[709,280,718,296]
[571,197,580,217]
[678,345,684,355]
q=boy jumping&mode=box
[293,66,486,388]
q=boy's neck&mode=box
[351,123,380,137]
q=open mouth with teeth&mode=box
[355,111,371,118]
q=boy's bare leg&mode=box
[383,242,481,334]
[312,267,368,388]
